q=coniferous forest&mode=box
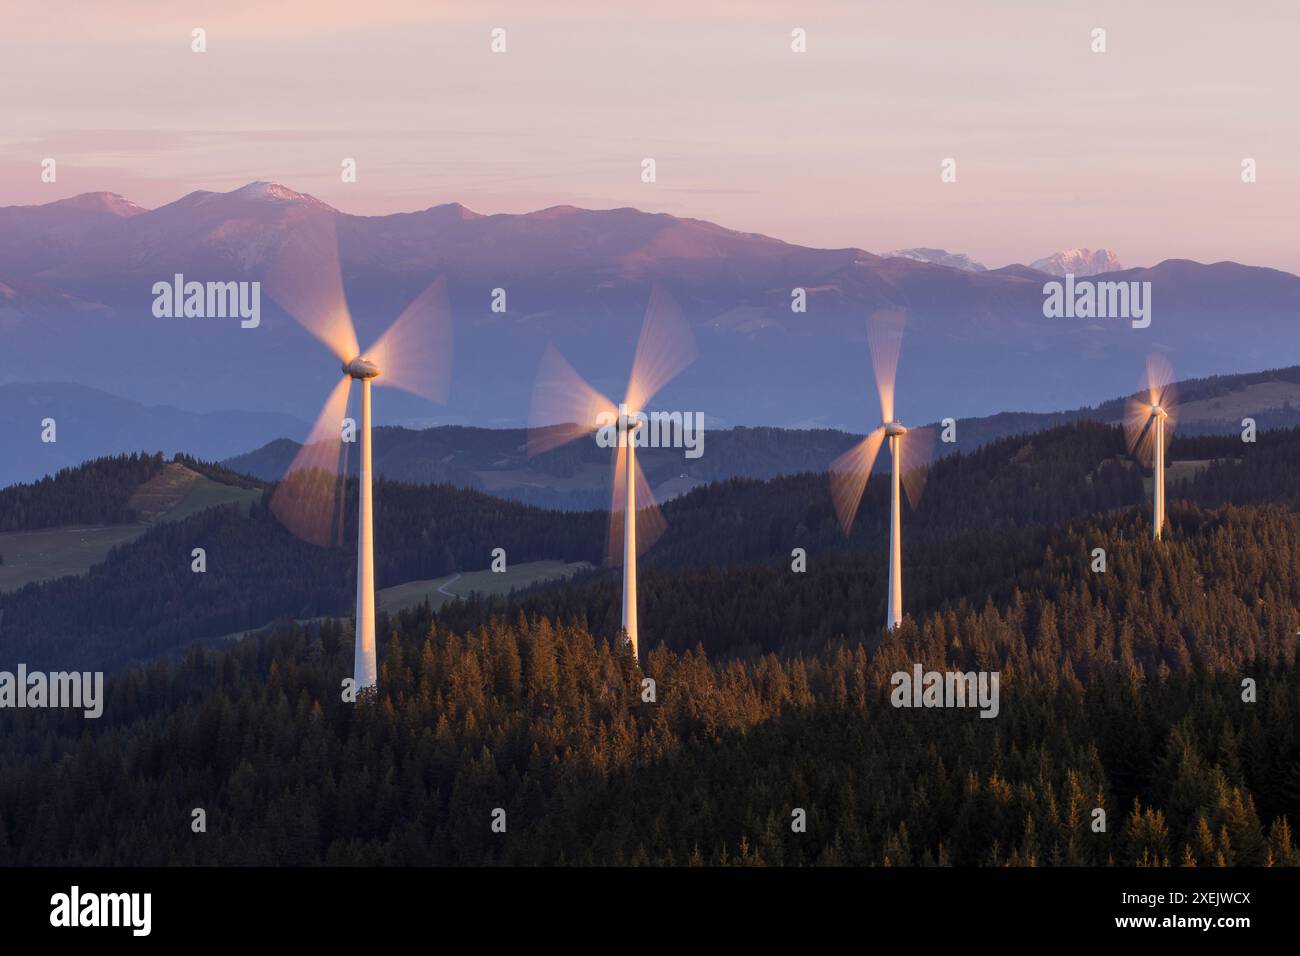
[0,423,1298,866]
[1,608,1296,866]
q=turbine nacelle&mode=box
[884,421,908,437]
[1151,404,1168,420]
[344,356,381,380]
[607,405,645,441]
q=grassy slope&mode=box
[210,560,594,643]
[376,559,593,614]
[0,463,259,592]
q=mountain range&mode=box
[218,363,1300,510]
[3,183,1298,438]
[879,247,1124,277]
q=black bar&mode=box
[0,865,1288,942]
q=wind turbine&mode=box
[527,286,696,662]
[264,214,452,690]
[829,308,934,631]
[1124,354,1179,540]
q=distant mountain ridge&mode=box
[882,247,987,272]
[0,382,307,488]
[6,355,1293,497]
[221,363,1300,510]
[3,183,1299,433]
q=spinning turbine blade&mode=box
[900,426,936,510]
[624,284,698,413]
[1145,353,1175,405]
[829,427,886,533]
[527,345,617,456]
[366,276,453,403]
[1161,389,1180,434]
[271,375,353,547]
[335,437,351,547]
[867,308,906,423]
[1125,405,1158,465]
[264,214,360,363]
[1124,396,1157,465]
[1148,357,1180,435]
[607,443,666,565]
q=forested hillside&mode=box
[6,421,1300,673]
[444,503,1300,666]
[3,423,1300,866]
[0,481,603,672]
[225,424,867,511]
[1,606,1294,866]
[0,452,165,531]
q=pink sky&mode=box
[3,0,1297,272]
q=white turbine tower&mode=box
[829,309,935,631]
[1124,354,1179,541]
[264,215,452,690]
[528,286,696,661]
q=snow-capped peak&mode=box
[228,181,320,204]
[47,192,146,217]
[882,247,987,272]
[171,181,336,213]
[1030,248,1123,277]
